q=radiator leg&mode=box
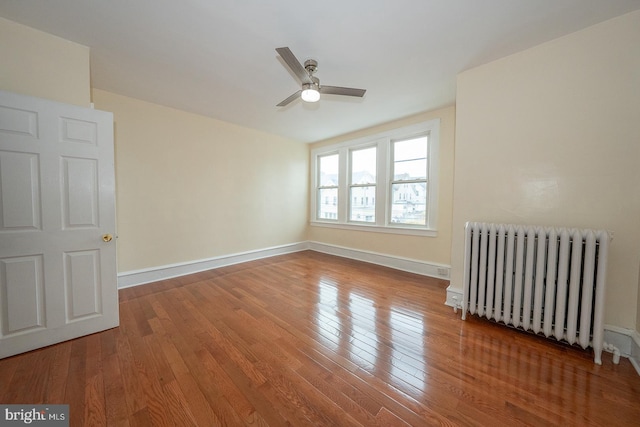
[594,350,603,365]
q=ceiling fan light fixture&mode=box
[301,83,320,103]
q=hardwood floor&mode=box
[1,251,639,426]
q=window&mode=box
[390,136,427,226]
[310,119,440,236]
[349,146,376,223]
[317,153,339,220]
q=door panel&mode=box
[0,151,41,230]
[1,255,45,335]
[0,90,118,358]
[64,249,101,321]
[0,105,38,138]
[60,116,98,146]
[61,156,99,228]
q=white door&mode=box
[0,90,118,359]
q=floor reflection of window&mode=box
[316,280,340,351]
[349,292,378,368]
[389,308,426,391]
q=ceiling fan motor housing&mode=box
[304,59,318,75]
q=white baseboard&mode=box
[307,241,451,280]
[117,242,309,288]
[118,241,451,289]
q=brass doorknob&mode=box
[102,234,113,242]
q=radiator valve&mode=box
[451,295,461,313]
[603,342,621,364]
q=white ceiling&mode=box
[1,1,639,143]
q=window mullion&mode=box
[376,138,388,226]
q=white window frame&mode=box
[310,119,440,237]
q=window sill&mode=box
[310,220,438,237]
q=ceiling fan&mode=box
[276,47,366,107]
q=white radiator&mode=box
[462,222,611,364]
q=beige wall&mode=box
[308,106,455,266]
[451,11,640,330]
[0,17,90,106]
[92,89,309,272]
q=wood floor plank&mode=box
[2,350,33,402]
[1,251,639,426]
[113,317,148,417]
[141,299,219,426]
[64,338,87,427]
[159,380,200,426]
[0,352,21,401]
[375,406,413,427]
[124,336,174,426]
[44,341,72,403]
[84,373,107,426]
[148,294,242,426]
[102,352,129,426]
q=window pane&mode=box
[393,136,427,180]
[350,186,376,222]
[318,188,338,220]
[394,158,427,180]
[390,183,427,225]
[351,147,376,184]
[319,154,339,187]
